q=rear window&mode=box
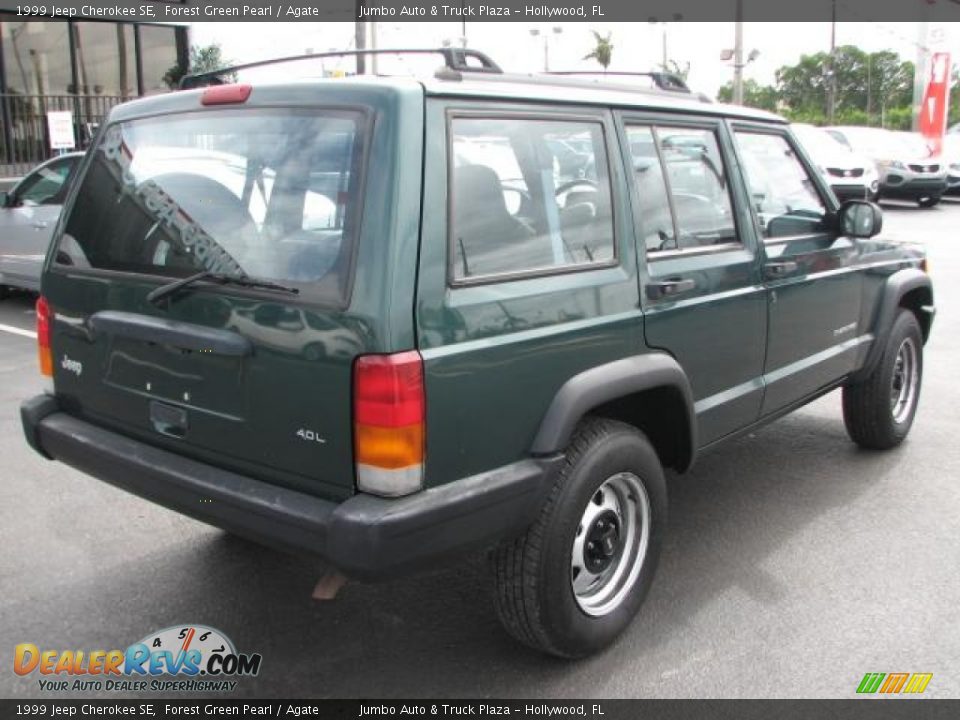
[56,109,367,303]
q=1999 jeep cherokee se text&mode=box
[21,50,934,657]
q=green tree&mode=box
[716,78,778,112]
[163,44,237,90]
[774,46,913,126]
[583,31,613,71]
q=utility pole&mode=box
[369,22,378,75]
[733,0,744,105]
[355,22,366,75]
[662,26,668,70]
[826,0,836,124]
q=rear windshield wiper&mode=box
[147,270,299,307]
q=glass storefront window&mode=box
[1,20,72,95]
[73,22,137,98]
[138,24,180,95]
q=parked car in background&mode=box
[0,153,83,298]
[792,123,879,201]
[942,133,960,195]
[826,127,947,207]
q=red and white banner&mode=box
[918,51,952,157]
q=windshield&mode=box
[793,126,852,158]
[56,109,367,303]
[842,128,928,159]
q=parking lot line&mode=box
[0,322,36,339]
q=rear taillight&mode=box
[354,351,425,497]
[36,296,52,378]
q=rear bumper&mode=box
[21,395,560,581]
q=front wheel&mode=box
[843,309,923,450]
[490,418,667,658]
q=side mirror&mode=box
[840,200,883,239]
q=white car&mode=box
[826,127,948,207]
[0,153,84,297]
[791,123,879,201]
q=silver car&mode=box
[0,152,83,297]
[826,127,947,207]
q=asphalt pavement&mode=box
[1,200,958,699]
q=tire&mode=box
[491,418,667,658]
[918,195,941,208]
[843,309,923,450]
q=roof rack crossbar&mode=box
[546,71,691,93]
[179,48,502,89]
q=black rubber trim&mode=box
[329,456,560,580]
[88,311,252,357]
[530,354,696,470]
[852,268,934,382]
[21,401,559,581]
[20,394,59,460]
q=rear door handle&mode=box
[646,277,696,299]
[765,260,799,278]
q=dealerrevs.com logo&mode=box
[14,624,262,693]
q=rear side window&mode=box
[450,116,615,282]
[56,109,367,303]
[626,125,738,254]
[625,126,676,252]
[657,127,737,248]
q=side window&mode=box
[657,127,738,248]
[734,131,828,239]
[625,126,677,252]
[450,116,615,281]
[16,158,75,206]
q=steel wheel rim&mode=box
[570,472,651,617]
[890,337,919,425]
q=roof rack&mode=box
[546,71,691,94]
[438,70,711,104]
[179,48,502,89]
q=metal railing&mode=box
[0,93,132,178]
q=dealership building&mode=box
[0,12,188,176]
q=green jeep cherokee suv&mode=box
[21,51,934,658]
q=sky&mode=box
[190,21,958,99]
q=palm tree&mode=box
[583,31,613,72]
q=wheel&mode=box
[918,195,941,208]
[843,309,923,450]
[490,418,667,658]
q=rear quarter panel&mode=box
[416,98,643,487]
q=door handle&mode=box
[647,277,697,299]
[765,260,798,278]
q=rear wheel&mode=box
[918,195,941,208]
[843,310,923,449]
[491,418,667,658]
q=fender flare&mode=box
[853,267,933,382]
[530,354,697,472]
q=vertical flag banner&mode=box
[918,51,951,156]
